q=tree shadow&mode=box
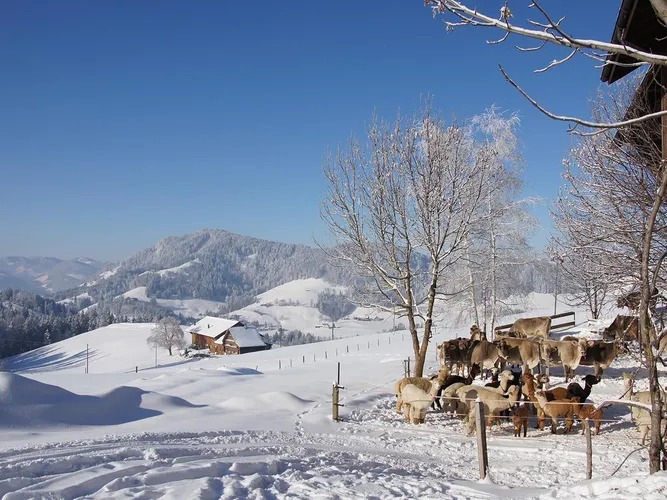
[3,346,101,373]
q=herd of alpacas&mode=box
[394,318,666,442]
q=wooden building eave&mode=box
[601,0,667,84]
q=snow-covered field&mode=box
[1,292,667,498]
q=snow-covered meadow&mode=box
[1,289,667,499]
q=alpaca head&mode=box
[429,379,441,398]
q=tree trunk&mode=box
[489,221,498,336]
[639,160,667,474]
[464,237,480,327]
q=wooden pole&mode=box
[585,419,593,479]
[86,344,89,374]
[476,399,489,480]
[332,363,343,422]
[332,383,339,422]
[279,360,281,370]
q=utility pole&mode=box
[552,254,564,315]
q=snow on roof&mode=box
[214,326,269,347]
[187,316,243,338]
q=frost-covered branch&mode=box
[425,0,667,130]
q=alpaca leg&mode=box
[564,414,573,434]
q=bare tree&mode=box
[466,108,538,334]
[320,106,489,377]
[147,317,186,356]
[316,289,356,340]
[552,78,667,472]
[553,248,611,320]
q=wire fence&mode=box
[332,358,666,479]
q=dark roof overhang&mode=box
[601,0,667,84]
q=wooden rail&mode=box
[494,311,576,333]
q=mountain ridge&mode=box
[57,228,354,313]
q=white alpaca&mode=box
[401,380,441,424]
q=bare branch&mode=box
[534,49,577,73]
[516,40,547,52]
[428,1,667,67]
[498,66,667,131]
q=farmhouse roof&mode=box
[214,326,270,348]
[187,316,244,339]
[601,0,667,84]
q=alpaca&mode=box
[512,404,530,437]
[401,380,441,424]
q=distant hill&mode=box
[0,256,106,295]
[62,229,356,314]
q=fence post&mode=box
[476,399,489,480]
[314,353,316,362]
[332,362,344,422]
[332,383,340,421]
[403,357,411,378]
[135,366,138,373]
[585,419,592,479]
[303,355,305,364]
[325,351,328,359]
[346,345,349,354]
[279,360,281,370]
[290,358,293,367]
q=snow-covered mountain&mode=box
[71,229,356,313]
[0,256,106,295]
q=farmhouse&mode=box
[187,316,271,355]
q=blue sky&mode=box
[0,1,620,262]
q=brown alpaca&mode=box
[512,404,530,437]
[534,390,579,434]
[575,403,603,435]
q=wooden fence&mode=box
[494,311,576,335]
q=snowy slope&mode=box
[0,293,666,498]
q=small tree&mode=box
[147,317,186,356]
[316,289,355,340]
[321,105,489,377]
